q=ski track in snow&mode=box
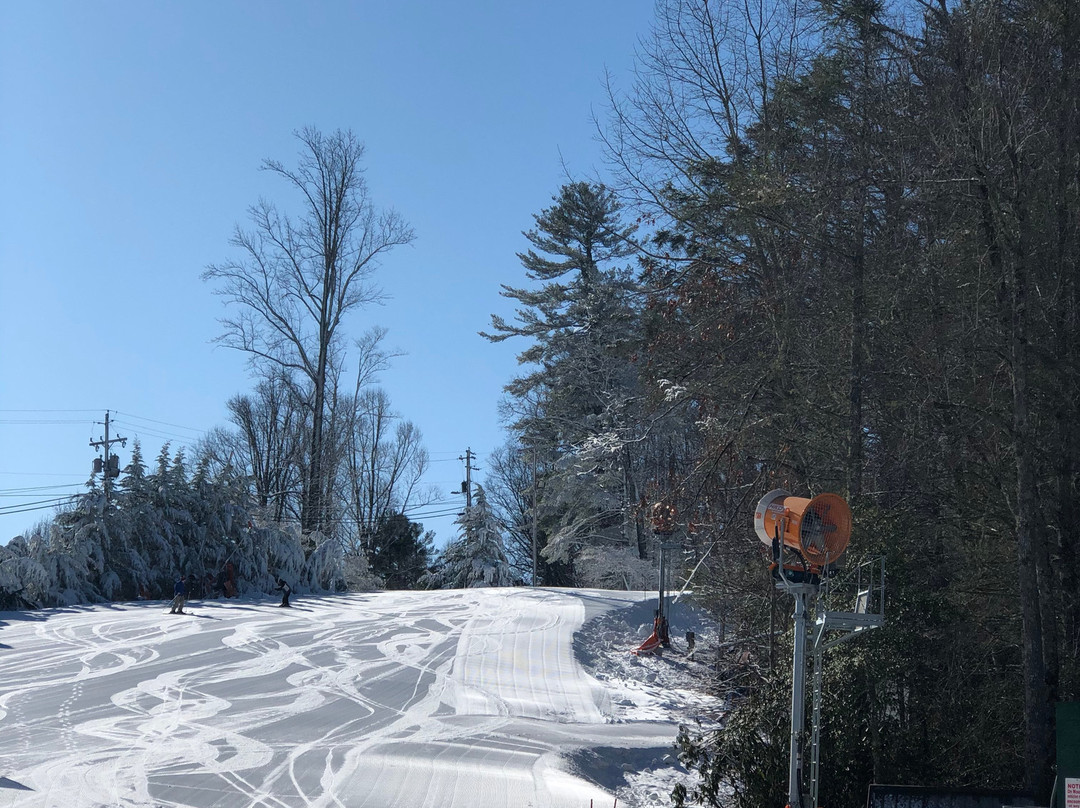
[0,588,717,808]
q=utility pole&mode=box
[456,448,479,545]
[458,447,476,509]
[90,410,127,504]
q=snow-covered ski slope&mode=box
[0,587,709,808]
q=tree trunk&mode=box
[1007,178,1055,803]
[1053,0,1080,668]
[847,195,867,502]
[623,444,648,560]
[303,363,327,537]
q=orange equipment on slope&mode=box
[633,630,661,656]
[754,489,852,573]
[633,612,672,656]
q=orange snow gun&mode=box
[754,489,851,573]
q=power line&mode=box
[111,422,199,446]
[406,509,464,520]
[403,498,456,512]
[0,495,78,516]
[0,483,84,496]
[0,406,102,412]
[0,410,207,445]
[113,410,208,435]
[0,419,97,425]
[0,471,86,478]
[404,497,454,508]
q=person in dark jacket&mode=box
[169,575,187,614]
[275,577,291,608]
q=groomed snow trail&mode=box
[0,588,678,807]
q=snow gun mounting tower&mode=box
[754,489,885,808]
[633,500,679,656]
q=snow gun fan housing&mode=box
[754,489,851,571]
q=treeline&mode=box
[482,0,1077,803]
[0,425,437,607]
[0,441,354,609]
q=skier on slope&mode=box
[169,575,187,614]
[275,576,291,608]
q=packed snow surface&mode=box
[0,588,721,808]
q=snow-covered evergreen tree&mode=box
[0,437,334,609]
[299,531,346,591]
[572,545,654,591]
[247,519,305,591]
[46,488,109,605]
[0,536,50,609]
[342,546,379,591]
[113,440,169,597]
[427,486,513,588]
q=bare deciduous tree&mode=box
[339,388,434,557]
[226,373,304,523]
[204,128,414,536]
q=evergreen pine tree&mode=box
[430,487,513,588]
[482,182,651,575]
[369,512,434,589]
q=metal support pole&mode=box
[810,644,824,807]
[657,542,665,622]
[788,587,810,808]
[530,445,538,586]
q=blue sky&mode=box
[0,2,655,547]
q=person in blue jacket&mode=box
[169,575,187,614]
